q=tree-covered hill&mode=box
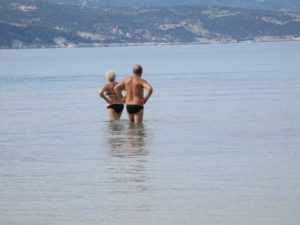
[1,0,300,49]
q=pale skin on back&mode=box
[99,81,123,120]
[115,74,153,123]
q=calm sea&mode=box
[0,41,300,225]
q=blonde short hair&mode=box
[105,70,116,82]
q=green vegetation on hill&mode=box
[1,0,300,48]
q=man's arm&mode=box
[142,80,153,104]
[114,80,125,99]
[99,84,112,104]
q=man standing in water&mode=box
[115,64,153,123]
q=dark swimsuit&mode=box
[107,104,124,114]
[105,85,124,114]
[126,105,144,114]
[105,91,115,96]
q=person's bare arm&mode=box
[142,80,153,104]
[114,80,125,100]
[99,84,112,104]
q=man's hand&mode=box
[141,98,147,105]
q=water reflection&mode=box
[105,121,149,158]
[103,120,152,195]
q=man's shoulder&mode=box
[136,77,147,85]
[125,75,133,79]
[140,77,149,83]
[123,76,133,82]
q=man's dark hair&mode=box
[133,64,143,75]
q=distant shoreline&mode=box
[2,2,300,50]
[1,38,300,50]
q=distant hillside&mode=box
[1,0,300,49]
[48,0,300,12]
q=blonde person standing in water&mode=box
[99,71,124,120]
[114,65,153,123]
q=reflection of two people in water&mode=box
[104,120,152,195]
[105,120,149,157]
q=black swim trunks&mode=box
[107,104,124,114]
[126,105,144,114]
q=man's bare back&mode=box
[114,65,153,123]
[123,75,148,105]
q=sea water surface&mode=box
[0,41,300,225]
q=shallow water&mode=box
[1,42,300,225]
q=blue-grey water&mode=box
[0,41,300,225]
